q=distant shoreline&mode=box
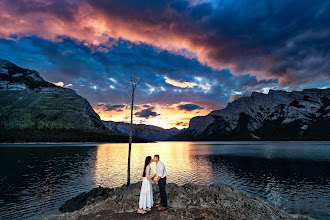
[0,142,118,144]
[166,140,330,142]
[1,140,330,145]
[0,142,136,145]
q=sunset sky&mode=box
[1,0,329,129]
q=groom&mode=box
[152,155,168,211]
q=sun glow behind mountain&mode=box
[94,103,212,129]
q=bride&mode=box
[137,156,154,214]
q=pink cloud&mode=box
[164,76,210,90]
[1,0,329,86]
[228,95,245,102]
[164,76,198,88]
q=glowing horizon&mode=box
[94,102,212,129]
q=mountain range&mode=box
[2,59,329,142]
[171,88,330,141]
[102,120,180,141]
[0,59,145,142]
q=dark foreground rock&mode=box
[47,182,314,220]
[59,187,114,213]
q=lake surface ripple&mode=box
[0,141,329,220]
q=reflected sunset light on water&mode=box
[93,142,215,187]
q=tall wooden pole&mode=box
[126,73,141,187]
[127,85,135,186]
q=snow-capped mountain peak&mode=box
[171,88,330,141]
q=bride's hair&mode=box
[142,156,152,177]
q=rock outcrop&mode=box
[46,182,308,220]
[59,187,114,213]
[171,88,330,141]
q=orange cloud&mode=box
[164,76,197,88]
[52,82,73,88]
[164,76,211,90]
[53,81,64,87]
[0,0,268,80]
[200,85,211,90]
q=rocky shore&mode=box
[47,182,314,220]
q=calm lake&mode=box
[0,141,329,220]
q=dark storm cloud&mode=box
[1,0,330,85]
[96,104,126,112]
[86,0,330,85]
[134,106,160,119]
[176,121,188,127]
[6,0,79,21]
[177,104,204,111]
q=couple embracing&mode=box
[137,155,168,214]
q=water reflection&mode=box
[206,154,329,218]
[0,146,97,219]
[0,142,329,220]
[92,142,214,187]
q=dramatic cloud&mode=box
[1,0,329,85]
[134,106,160,119]
[177,103,204,111]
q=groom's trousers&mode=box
[158,176,168,207]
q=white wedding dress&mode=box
[139,166,154,209]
